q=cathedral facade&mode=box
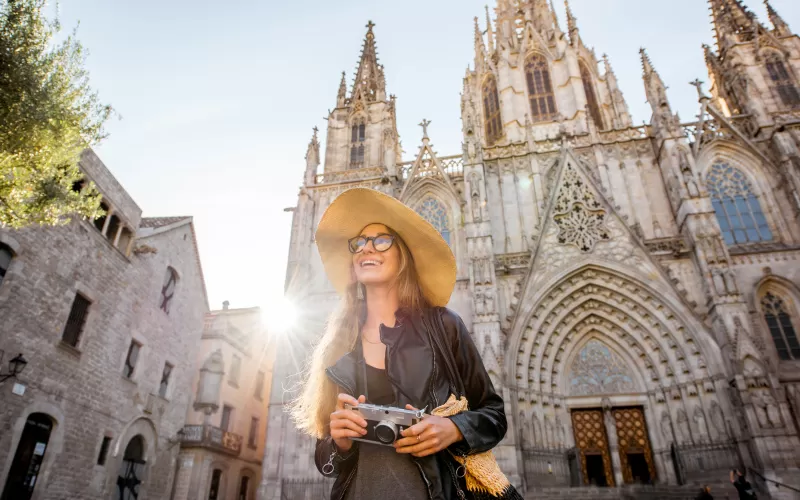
[260,1,800,497]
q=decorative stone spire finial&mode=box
[485,5,495,53]
[337,71,347,104]
[565,0,579,44]
[689,78,708,101]
[351,20,385,102]
[764,0,789,34]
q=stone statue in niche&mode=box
[660,411,673,444]
[710,401,727,439]
[752,392,770,428]
[693,406,709,442]
[474,290,486,315]
[763,392,782,428]
[483,288,496,315]
[677,409,691,443]
[678,150,700,198]
[712,269,727,296]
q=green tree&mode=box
[0,0,111,228]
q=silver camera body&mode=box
[344,403,424,446]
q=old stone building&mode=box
[172,303,274,500]
[0,150,209,500]
[261,0,800,498]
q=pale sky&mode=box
[56,0,799,311]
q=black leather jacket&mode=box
[314,307,507,500]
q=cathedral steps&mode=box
[524,482,744,499]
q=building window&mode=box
[580,62,604,129]
[254,370,265,400]
[766,54,800,108]
[525,53,557,122]
[248,417,259,448]
[762,292,800,361]
[208,469,222,500]
[160,267,178,313]
[97,436,112,466]
[238,476,250,500]
[93,201,110,233]
[61,293,91,347]
[159,362,173,398]
[0,243,13,287]
[229,355,241,386]
[416,197,451,246]
[706,162,772,245]
[122,340,141,379]
[220,405,233,432]
[349,119,366,168]
[482,74,503,146]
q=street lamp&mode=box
[0,350,27,384]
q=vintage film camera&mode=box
[344,403,425,446]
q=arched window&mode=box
[761,292,800,360]
[766,54,800,108]
[580,62,604,130]
[706,162,772,245]
[0,243,13,287]
[160,267,178,314]
[525,54,557,123]
[349,119,366,168]
[482,74,503,146]
[416,197,451,245]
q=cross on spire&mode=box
[419,119,431,139]
[690,78,707,100]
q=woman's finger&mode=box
[399,419,429,439]
[336,393,360,410]
[331,418,367,435]
[331,412,368,431]
[397,438,439,456]
[331,428,365,440]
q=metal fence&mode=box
[522,448,577,487]
[672,442,742,484]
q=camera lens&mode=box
[374,420,397,444]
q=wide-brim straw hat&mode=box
[315,188,456,307]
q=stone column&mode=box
[602,400,624,486]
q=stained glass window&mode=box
[706,162,772,245]
[762,292,800,361]
[568,339,636,396]
[580,62,604,130]
[766,54,800,108]
[416,197,451,245]
[525,54,557,122]
[482,74,503,146]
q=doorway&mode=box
[1,413,53,500]
[570,409,614,486]
[612,407,656,484]
[115,435,146,500]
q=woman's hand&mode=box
[394,404,464,457]
[330,393,367,453]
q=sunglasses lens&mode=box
[374,235,393,252]
[349,237,366,254]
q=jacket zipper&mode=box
[337,463,358,500]
[413,459,435,500]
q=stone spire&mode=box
[764,0,790,35]
[603,53,633,129]
[708,0,757,52]
[337,71,347,107]
[351,21,385,103]
[565,0,580,45]
[640,48,669,109]
[485,5,495,53]
[304,127,320,185]
[474,16,487,73]
[549,0,561,31]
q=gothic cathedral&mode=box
[260,1,800,497]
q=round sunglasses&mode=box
[348,233,396,254]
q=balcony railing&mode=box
[180,424,242,456]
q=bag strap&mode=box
[422,308,465,398]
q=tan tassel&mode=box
[432,394,512,497]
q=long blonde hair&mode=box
[291,228,429,438]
